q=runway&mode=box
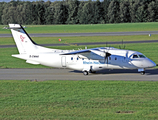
[1,30,158,48]
[1,40,158,48]
[0,68,158,81]
[1,31,158,37]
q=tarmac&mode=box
[0,68,158,81]
[1,31,158,37]
[1,40,158,48]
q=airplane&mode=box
[8,24,156,75]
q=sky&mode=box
[0,0,56,2]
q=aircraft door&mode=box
[61,56,66,67]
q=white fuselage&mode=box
[16,47,155,72]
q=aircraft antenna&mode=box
[119,39,126,49]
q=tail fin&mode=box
[9,24,37,54]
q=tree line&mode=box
[0,0,158,25]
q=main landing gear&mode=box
[83,70,97,75]
[83,71,88,75]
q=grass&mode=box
[0,42,158,68]
[0,80,158,120]
[1,22,158,34]
[1,23,158,120]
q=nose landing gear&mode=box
[138,68,145,75]
[140,71,145,75]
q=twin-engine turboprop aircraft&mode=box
[9,24,156,75]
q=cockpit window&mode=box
[132,54,146,59]
[139,54,146,58]
[133,54,139,58]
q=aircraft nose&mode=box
[131,58,156,68]
[151,61,156,67]
[145,59,156,68]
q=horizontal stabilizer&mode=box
[12,54,40,65]
[26,60,40,65]
[5,27,21,29]
[12,54,27,59]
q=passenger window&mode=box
[109,57,111,60]
[77,58,79,60]
[133,54,138,58]
[115,57,117,60]
[71,57,73,60]
[82,58,84,60]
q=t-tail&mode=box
[9,24,38,54]
[9,24,55,64]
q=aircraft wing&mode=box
[61,49,91,55]
[61,47,106,55]
[60,48,107,60]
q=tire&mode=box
[83,71,88,75]
[141,71,145,75]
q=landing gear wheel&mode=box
[83,71,88,76]
[90,70,96,73]
[141,71,145,75]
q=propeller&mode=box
[104,51,111,65]
[98,47,111,65]
[123,51,132,64]
[125,51,131,64]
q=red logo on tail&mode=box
[20,35,25,42]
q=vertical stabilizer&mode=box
[9,24,37,54]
